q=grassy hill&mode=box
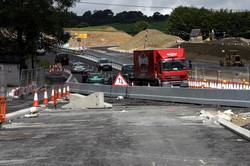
[64,26,132,48]
[64,26,118,32]
[64,21,168,35]
[109,21,168,35]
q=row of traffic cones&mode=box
[33,85,70,107]
[188,80,250,90]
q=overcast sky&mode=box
[71,0,250,16]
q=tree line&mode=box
[0,0,76,68]
[64,10,168,27]
[64,7,250,40]
[1,3,250,69]
[167,6,250,40]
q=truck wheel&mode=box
[156,79,161,86]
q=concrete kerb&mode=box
[218,118,250,141]
[5,106,42,122]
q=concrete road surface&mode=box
[0,100,249,166]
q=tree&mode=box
[134,21,149,34]
[152,12,168,21]
[0,0,78,69]
[90,9,114,25]
[82,10,92,24]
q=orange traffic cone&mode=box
[33,91,39,107]
[51,88,55,101]
[62,87,66,97]
[43,89,48,105]
[58,88,62,99]
[0,97,7,123]
[66,85,70,96]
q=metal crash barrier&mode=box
[0,97,7,124]
[68,82,250,108]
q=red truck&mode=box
[131,48,189,86]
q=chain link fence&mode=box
[189,66,250,83]
[20,68,46,88]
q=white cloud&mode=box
[71,0,250,16]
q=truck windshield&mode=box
[162,60,186,71]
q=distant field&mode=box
[64,26,118,32]
[64,21,168,35]
[109,21,168,35]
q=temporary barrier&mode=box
[0,97,6,124]
[68,82,250,107]
[49,63,64,73]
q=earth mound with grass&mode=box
[118,29,183,51]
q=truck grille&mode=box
[165,75,186,80]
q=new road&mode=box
[1,100,249,165]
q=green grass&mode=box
[149,21,168,33]
[64,21,168,35]
[109,21,168,35]
[109,23,137,34]
[64,25,118,32]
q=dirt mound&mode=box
[219,37,250,45]
[65,26,132,48]
[181,40,250,63]
[65,26,118,32]
[118,29,183,51]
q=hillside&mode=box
[109,21,168,35]
[64,26,118,32]
[64,26,132,48]
[64,26,131,48]
[181,40,250,63]
[117,29,182,51]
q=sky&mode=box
[71,0,250,16]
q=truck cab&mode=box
[133,48,189,86]
[160,59,188,86]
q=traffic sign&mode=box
[113,73,129,86]
[79,33,88,39]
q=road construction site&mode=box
[1,96,250,166]
[1,32,250,165]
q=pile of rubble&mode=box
[200,109,250,140]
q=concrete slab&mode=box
[218,118,250,141]
[5,107,42,122]
[62,92,112,109]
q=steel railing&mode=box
[53,47,122,70]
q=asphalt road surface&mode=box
[92,46,250,72]
[1,99,249,166]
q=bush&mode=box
[38,59,50,68]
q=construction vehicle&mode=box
[130,48,189,86]
[219,50,244,67]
